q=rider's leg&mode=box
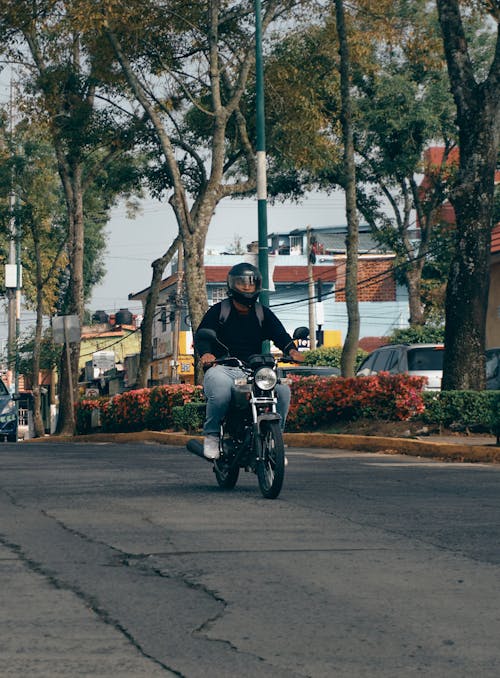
[275,382,291,431]
[203,365,241,436]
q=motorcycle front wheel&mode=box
[256,420,285,499]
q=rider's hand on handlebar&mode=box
[200,352,217,369]
[288,348,305,363]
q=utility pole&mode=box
[170,242,184,383]
[255,0,269,308]
[6,74,21,395]
[307,227,316,351]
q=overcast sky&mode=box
[89,190,348,317]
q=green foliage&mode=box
[421,390,500,432]
[302,346,367,370]
[75,397,109,435]
[172,402,206,434]
[16,328,62,378]
[75,384,205,434]
[146,384,203,430]
[388,325,444,345]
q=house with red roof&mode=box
[129,226,409,385]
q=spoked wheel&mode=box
[256,420,285,499]
[213,434,240,490]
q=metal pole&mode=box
[307,227,316,350]
[15,207,21,395]
[63,316,75,417]
[171,242,184,383]
[255,0,269,308]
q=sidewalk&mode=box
[23,430,500,464]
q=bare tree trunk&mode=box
[56,165,85,434]
[336,0,360,378]
[137,236,180,388]
[31,229,45,437]
[437,0,500,390]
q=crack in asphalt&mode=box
[0,531,182,676]
[3,503,307,677]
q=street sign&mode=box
[52,315,81,344]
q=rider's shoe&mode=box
[284,456,288,467]
[203,435,220,460]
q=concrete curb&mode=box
[22,430,500,464]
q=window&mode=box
[407,347,444,371]
[211,286,226,304]
[289,235,303,255]
[371,350,392,372]
[386,350,400,373]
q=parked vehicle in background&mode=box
[356,344,444,390]
[357,343,500,391]
[486,348,500,390]
[278,365,340,378]
[0,379,18,442]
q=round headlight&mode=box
[254,367,277,390]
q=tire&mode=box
[214,460,240,489]
[256,420,285,499]
[214,432,240,490]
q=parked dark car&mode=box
[278,365,340,378]
[0,379,18,441]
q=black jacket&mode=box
[194,300,295,362]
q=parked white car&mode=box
[356,344,444,390]
[357,343,500,391]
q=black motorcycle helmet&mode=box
[227,262,262,307]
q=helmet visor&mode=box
[230,274,258,290]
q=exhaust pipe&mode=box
[186,438,211,462]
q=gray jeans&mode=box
[202,364,291,436]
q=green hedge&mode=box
[172,402,207,434]
[422,390,500,437]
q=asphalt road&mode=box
[1,441,499,677]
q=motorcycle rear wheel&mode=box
[256,420,285,499]
[214,433,240,489]
[214,460,240,489]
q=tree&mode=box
[0,1,144,432]
[437,0,500,390]
[0,116,69,435]
[263,1,460,326]
[136,236,180,388]
[335,0,360,377]
[74,0,306,358]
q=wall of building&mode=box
[487,258,500,348]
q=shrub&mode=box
[75,397,109,434]
[388,325,445,345]
[172,402,206,433]
[302,346,368,371]
[421,390,500,432]
[146,384,203,430]
[101,389,150,432]
[286,373,426,431]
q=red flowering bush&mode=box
[75,397,109,434]
[286,373,426,431]
[146,384,203,430]
[101,389,151,432]
[75,384,205,434]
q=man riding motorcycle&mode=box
[194,262,304,460]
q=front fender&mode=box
[256,412,281,434]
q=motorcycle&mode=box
[187,327,298,500]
